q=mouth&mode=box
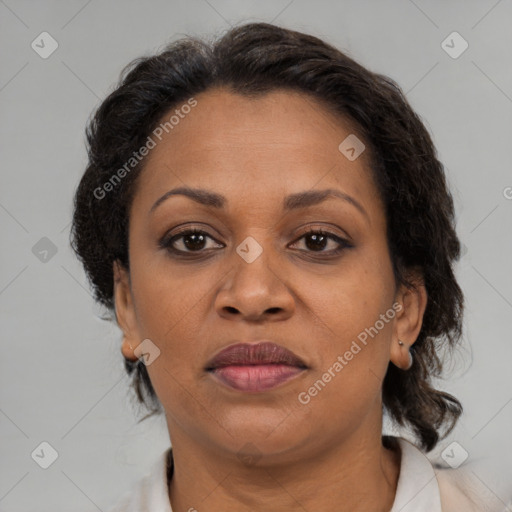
[205,341,308,393]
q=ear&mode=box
[113,260,141,361]
[390,269,428,370]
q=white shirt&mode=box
[108,436,509,511]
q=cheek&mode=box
[296,278,394,431]
[130,255,210,335]
[127,260,219,397]
[303,248,396,391]
[129,267,211,416]
[312,256,395,340]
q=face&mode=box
[114,88,423,463]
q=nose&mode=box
[214,245,295,323]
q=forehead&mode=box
[151,88,362,158]
[131,88,379,215]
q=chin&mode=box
[213,410,307,453]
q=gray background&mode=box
[1,0,511,510]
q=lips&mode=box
[205,341,307,370]
[205,341,308,392]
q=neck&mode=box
[167,423,401,512]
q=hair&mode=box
[70,21,464,452]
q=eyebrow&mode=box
[149,186,369,220]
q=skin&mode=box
[113,88,428,512]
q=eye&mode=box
[289,228,351,256]
[159,226,351,258]
[160,228,224,254]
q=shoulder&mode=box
[389,436,511,512]
[434,463,509,512]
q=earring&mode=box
[398,340,413,370]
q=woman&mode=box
[70,22,506,512]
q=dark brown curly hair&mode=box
[70,22,464,453]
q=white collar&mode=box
[390,437,442,511]
[110,436,443,511]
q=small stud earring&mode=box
[398,340,404,346]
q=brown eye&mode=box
[304,232,329,251]
[161,229,224,254]
[290,229,351,255]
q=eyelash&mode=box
[159,227,352,258]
